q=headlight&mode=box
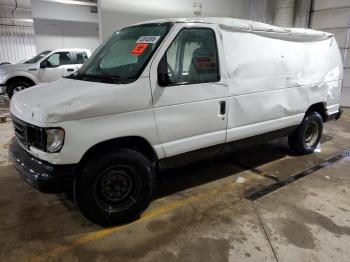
[45,128,65,153]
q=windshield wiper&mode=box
[67,73,121,83]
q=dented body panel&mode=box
[220,29,342,142]
[10,76,162,164]
[10,17,343,166]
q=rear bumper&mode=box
[9,138,76,193]
[327,107,343,121]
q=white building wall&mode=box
[33,19,99,53]
[0,25,36,63]
[243,0,274,24]
[98,0,246,41]
[273,0,295,27]
[310,0,350,107]
[31,0,100,53]
[0,2,36,63]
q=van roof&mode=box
[136,17,333,41]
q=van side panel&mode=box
[221,30,343,142]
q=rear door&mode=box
[149,24,229,157]
[61,51,80,77]
[66,50,89,74]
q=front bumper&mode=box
[0,84,6,95]
[9,138,76,193]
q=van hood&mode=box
[10,78,149,124]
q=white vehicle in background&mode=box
[9,18,343,226]
[0,48,91,98]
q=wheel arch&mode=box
[77,136,159,172]
[6,76,36,92]
[305,102,327,122]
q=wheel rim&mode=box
[93,165,140,213]
[13,85,26,94]
[304,120,319,147]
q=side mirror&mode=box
[158,72,169,87]
[40,60,48,68]
[157,55,170,87]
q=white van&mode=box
[9,18,343,225]
[0,48,91,98]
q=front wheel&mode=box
[7,81,32,99]
[288,111,323,155]
[74,149,156,226]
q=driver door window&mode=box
[160,28,220,86]
[46,52,71,67]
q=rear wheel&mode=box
[288,111,323,155]
[7,81,32,99]
[74,149,155,226]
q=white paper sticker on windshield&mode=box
[136,36,160,44]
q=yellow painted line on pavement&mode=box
[30,175,257,262]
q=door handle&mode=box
[219,101,226,116]
[67,68,74,72]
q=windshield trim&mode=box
[68,22,174,85]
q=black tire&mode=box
[7,81,32,99]
[74,149,155,226]
[288,111,323,155]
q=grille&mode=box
[12,117,28,148]
[12,116,46,150]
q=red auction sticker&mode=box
[131,43,149,55]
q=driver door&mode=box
[38,52,71,82]
[150,25,229,158]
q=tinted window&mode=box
[160,28,219,85]
[45,52,71,67]
[76,52,88,64]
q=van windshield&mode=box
[70,23,172,84]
